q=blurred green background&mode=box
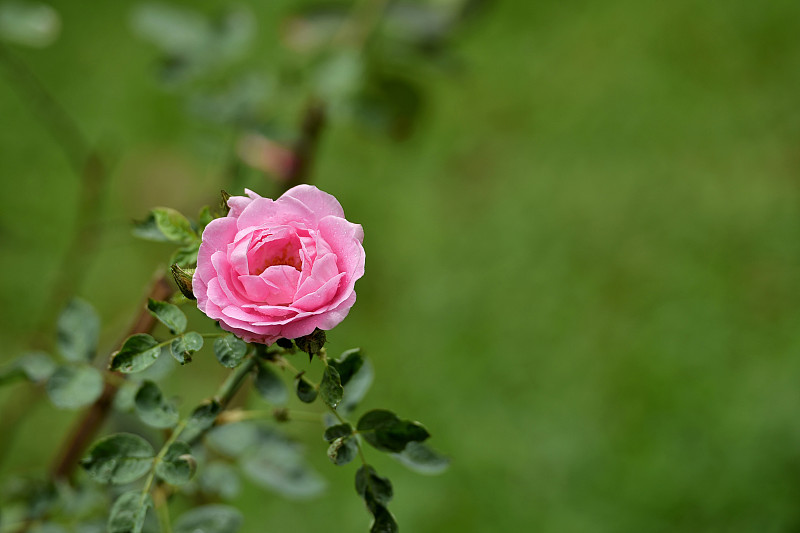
[2,0,800,531]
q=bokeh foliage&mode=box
[2,0,800,531]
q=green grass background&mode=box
[2,0,800,531]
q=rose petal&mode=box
[292,272,344,312]
[280,184,345,222]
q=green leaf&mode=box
[170,242,200,268]
[182,400,222,443]
[197,205,214,232]
[320,365,343,409]
[81,433,155,484]
[323,423,353,442]
[356,465,393,505]
[155,441,196,485]
[46,365,103,409]
[294,328,326,357]
[357,409,430,453]
[134,380,179,429]
[240,432,326,499]
[254,361,288,405]
[367,504,399,533]
[295,373,317,403]
[112,381,138,412]
[17,351,57,382]
[391,441,450,475]
[146,299,187,334]
[108,491,152,533]
[340,357,374,414]
[314,50,364,102]
[206,421,261,457]
[327,436,358,466]
[355,465,398,533]
[133,207,197,244]
[199,462,241,500]
[56,298,99,362]
[0,1,60,48]
[170,332,203,364]
[174,505,243,533]
[109,334,161,373]
[0,351,56,385]
[329,348,363,386]
[213,334,247,368]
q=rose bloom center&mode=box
[248,231,303,276]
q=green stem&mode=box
[214,356,258,406]
[141,420,187,500]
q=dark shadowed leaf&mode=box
[340,357,373,414]
[170,332,203,364]
[134,380,179,429]
[155,441,196,485]
[109,334,161,373]
[46,365,103,409]
[329,348,363,386]
[354,74,424,141]
[214,335,248,368]
[367,504,399,533]
[295,373,317,403]
[254,361,288,405]
[182,400,222,443]
[294,328,326,356]
[356,465,393,505]
[81,433,155,484]
[173,504,243,533]
[323,423,353,442]
[320,365,343,409]
[57,298,99,362]
[240,430,325,499]
[327,436,358,466]
[356,465,398,533]
[357,409,430,453]
[108,491,152,533]
[146,299,187,334]
[391,441,450,475]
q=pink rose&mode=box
[193,185,365,344]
